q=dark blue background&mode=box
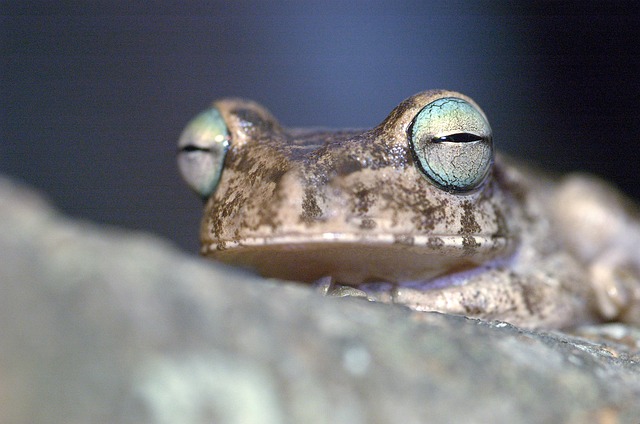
[2,1,639,252]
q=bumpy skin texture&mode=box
[185,90,640,329]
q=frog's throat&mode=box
[202,234,512,285]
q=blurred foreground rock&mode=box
[0,175,639,424]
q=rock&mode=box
[0,175,639,424]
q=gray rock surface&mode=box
[1,175,639,424]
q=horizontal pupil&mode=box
[180,145,211,152]
[433,133,483,143]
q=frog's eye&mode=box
[409,97,493,192]
[177,107,230,198]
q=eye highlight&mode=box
[177,108,230,198]
[409,97,493,193]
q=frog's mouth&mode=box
[203,233,511,286]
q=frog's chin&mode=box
[202,234,512,285]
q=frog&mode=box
[177,89,640,329]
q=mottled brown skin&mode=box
[192,90,640,329]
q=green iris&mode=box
[177,108,230,198]
[409,97,493,192]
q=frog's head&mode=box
[178,90,515,286]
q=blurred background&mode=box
[2,1,639,252]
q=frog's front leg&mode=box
[552,174,640,324]
[341,259,596,329]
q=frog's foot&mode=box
[590,251,640,324]
[552,175,640,325]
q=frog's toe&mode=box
[327,285,369,299]
[590,253,640,323]
[312,276,371,300]
[312,275,333,295]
